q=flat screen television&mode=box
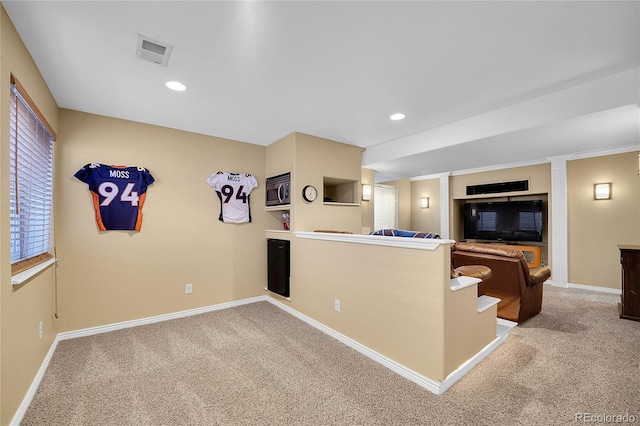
[464,200,544,242]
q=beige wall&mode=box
[450,164,552,200]
[264,133,295,231]
[448,157,640,289]
[287,236,496,381]
[567,152,640,289]
[444,281,497,375]
[285,132,363,234]
[379,178,412,230]
[289,238,447,379]
[449,163,552,265]
[55,110,267,332]
[449,163,551,240]
[399,156,639,290]
[410,178,441,235]
[360,168,375,233]
[265,133,295,178]
[265,132,364,234]
[1,2,635,420]
[382,164,551,241]
[0,6,60,424]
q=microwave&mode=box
[266,172,291,206]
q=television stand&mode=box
[490,244,541,268]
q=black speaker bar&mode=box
[466,180,529,196]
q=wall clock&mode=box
[302,185,318,202]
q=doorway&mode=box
[374,185,398,230]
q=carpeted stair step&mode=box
[477,295,500,313]
[449,275,481,292]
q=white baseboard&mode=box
[439,318,515,394]
[567,282,622,295]
[10,296,264,426]
[57,296,265,341]
[546,280,621,295]
[10,334,61,426]
[264,296,513,395]
[13,293,512,425]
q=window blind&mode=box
[10,80,55,274]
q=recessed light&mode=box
[166,81,186,91]
[390,113,405,121]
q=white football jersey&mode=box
[206,171,258,223]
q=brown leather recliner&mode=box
[451,242,551,323]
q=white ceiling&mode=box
[3,1,639,181]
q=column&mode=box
[548,156,569,285]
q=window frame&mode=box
[9,75,57,276]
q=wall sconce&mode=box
[362,184,372,201]
[421,197,429,208]
[594,183,611,200]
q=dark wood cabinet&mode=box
[268,239,290,298]
[619,245,640,322]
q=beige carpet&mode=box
[21,286,640,425]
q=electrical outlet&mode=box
[185,283,192,294]
[39,321,43,339]
[334,299,341,313]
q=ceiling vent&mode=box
[136,35,172,67]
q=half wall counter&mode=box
[264,231,509,394]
